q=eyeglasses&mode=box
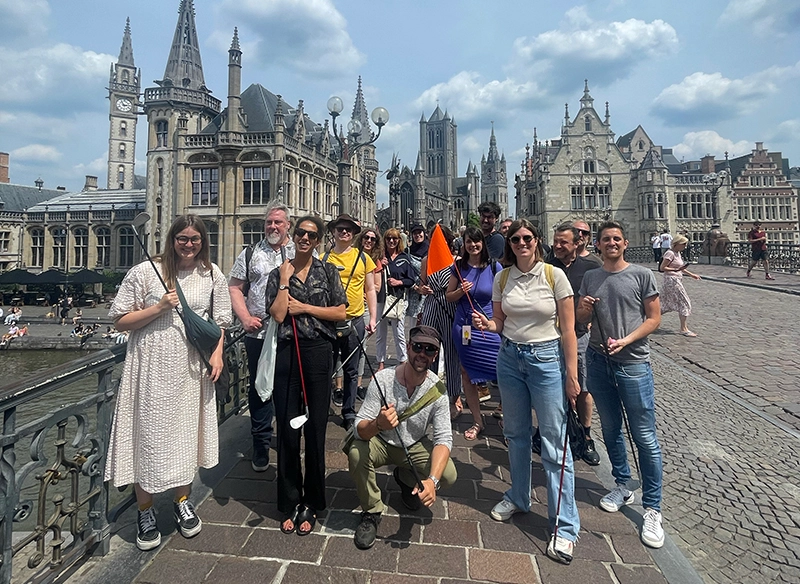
[175,236,202,245]
[294,227,319,241]
[362,235,377,242]
[410,342,438,356]
[577,229,591,236]
[335,226,353,233]
[386,236,399,241]
[509,234,534,245]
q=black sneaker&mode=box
[356,386,367,402]
[354,512,381,549]
[251,448,269,472]
[332,388,344,407]
[582,439,601,466]
[136,507,161,551]
[342,418,354,432]
[393,467,421,511]
[173,499,202,538]
[532,427,542,456]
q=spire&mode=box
[230,26,240,52]
[351,76,372,144]
[580,79,594,109]
[487,122,499,162]
[415,152,424,172]
[564,103,570,125]
[605,101,610,124]
[159,0,208,92]
[118,17,135,66]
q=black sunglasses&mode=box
[362,235,377,242]
[294,227,319,241]
[411,342,437,356]
[509,234,534,245]
[577,229,591,235]
[335,225,353,233]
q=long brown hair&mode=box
[357,227,384,264]
[155,214,212,288]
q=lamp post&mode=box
[327,96,389,218]
[702,170,728,227]
[406,208,413,230]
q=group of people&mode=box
[103,200,671,566]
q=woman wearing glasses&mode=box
[445,227,502,440]
[376,228,415,370]
[106,215,232,551]
[472,219,580,564]
[266,216,347,536]
[355,228,383,393]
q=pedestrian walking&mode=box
[265,216,347,536]
[105,214,232,551]
[660,234,701,337]
[651,233,662,264]
[472,219,581,564]
[577,220,665,549]
[746,221,775,280]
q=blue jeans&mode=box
[585,347,662,511]
[333,315,365,421]
[497,338,579,542]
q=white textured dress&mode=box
[104,261,233,493]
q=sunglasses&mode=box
[386,236,399,241]
[509,234,534,245]
[362,235,377,242]
[577,229,591,236]
[411,342,438,356]
[335,225,353,233]
[294,227,319,241]
[175,236,202,245]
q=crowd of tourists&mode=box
[104,199,749,564]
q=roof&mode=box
[616,128,637,149]
[0,183,64,212]
[26,188,146,212]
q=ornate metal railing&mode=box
[0,330,249,584]
[626,242,800,273]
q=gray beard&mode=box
[266,232,282,245]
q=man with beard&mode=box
[229,201,294,472]
[348,326,456,549]
[572,220,602,264]
[478,201,506,261]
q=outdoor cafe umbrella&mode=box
[70,269,107,284]
[35,268,71,285]
[0,268,39,285]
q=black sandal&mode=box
[280,505,301,534]
[296,505,316,536]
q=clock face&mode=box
[116,98,133,112]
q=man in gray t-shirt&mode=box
[577,221,666,550]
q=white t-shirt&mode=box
[492,262,573,344]
[651,235,661,249]
[660,233,673,249]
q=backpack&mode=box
[241,244,255,297]
[498,263,558,327]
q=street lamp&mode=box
[702,170,728,227]
[327,96,389,217]
[406,208,413,229]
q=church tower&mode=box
[480,124,508,217]
[419,106,457,199]
[143,0,221,254]
[107,18,140,190]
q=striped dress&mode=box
[421,266,462,399]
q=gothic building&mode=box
[480,125,508,218]
[107,18,140,191]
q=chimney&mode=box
[700,154,716,174]
[57,186,67,191]
[0,152,8,183]
[84,175,98,191]
[755,142,764,152]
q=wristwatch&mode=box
[428,475,440,490]
[279,284,289,290]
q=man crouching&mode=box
[347,325,457,549]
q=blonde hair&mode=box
[672,234,689,247]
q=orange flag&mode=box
[426,224,453,276]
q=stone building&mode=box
[107,18,140,191]
[480,125,508,218]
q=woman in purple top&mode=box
[446,227,502,440]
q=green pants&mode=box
[347,435,457,514]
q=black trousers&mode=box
[245,336,274,457]
[273,337,333,514]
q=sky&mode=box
[1,0,799,214]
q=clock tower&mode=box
[107,18,140,190]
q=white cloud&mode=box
[11,144,62,162]
[413,72,547,124]
[214,0,365,78]
[510,15,678,89]
[721,0,800,37]
[771,119,800,143]
[670,131,751,161]
[652,64,800,125]
[0,43,115,108]
[0,0,50,43]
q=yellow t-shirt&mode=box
[326,247,376,318]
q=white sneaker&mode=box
[546,535,574,564]
[490,499,521,521]
[641,508,665,548]
[600,486,634,512]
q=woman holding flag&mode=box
[445,227,502,440]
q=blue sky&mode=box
[1,0,799,213]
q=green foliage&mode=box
[102,270,126,294]
[467,212,480,228]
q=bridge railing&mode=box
[624,242,800,273]
[0,330,250,584]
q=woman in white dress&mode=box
[104,215,232,551]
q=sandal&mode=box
[680,330,697,337]
[464,423,483,441]
[297,505,316,536]
[280,504,301,534]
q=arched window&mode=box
[638,140,645,151]
[241,220,262,248]
[73,227,89,268]
[118,226,135,267]
[122,70,130,83]
[119,143,126,160]
[52,227,67,268]
[206,222,219,264]
[156,120,168,148]
[584,116,592,132]
[120,121,127,137]
[96,227,111,267]
[156,158,164,187]
[31,228,44,267]
[118,165,125,188]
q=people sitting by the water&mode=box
[4,307,21,326]
[72,308,83,326]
